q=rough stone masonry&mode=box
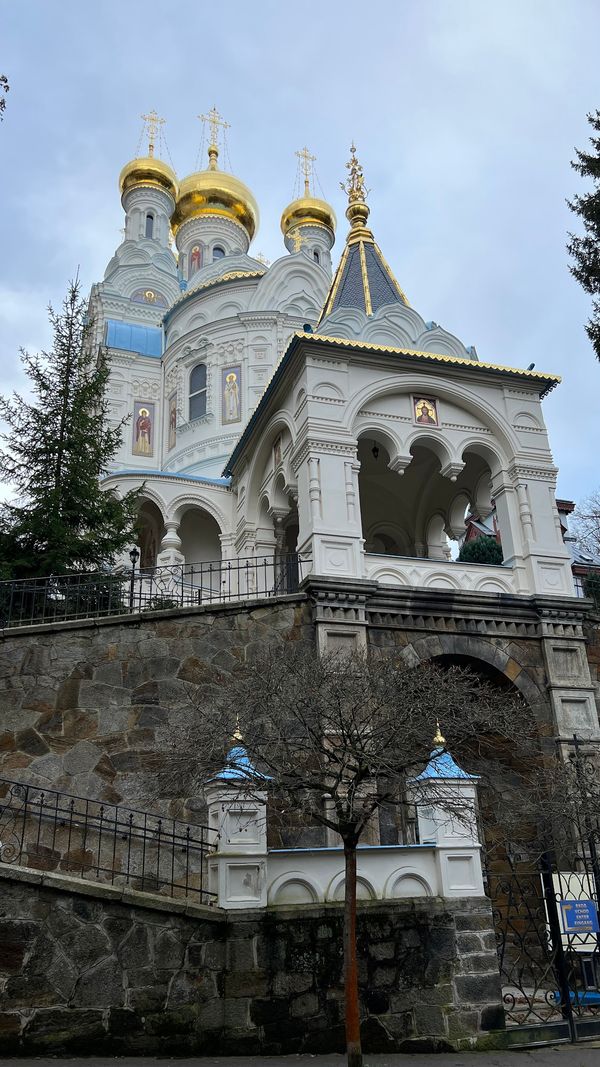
[0,866,503,1055]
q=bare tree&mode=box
[165,644,536,1067]
[0,75,8,121]
[572,489,600,558]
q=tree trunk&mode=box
[343,840,362,1067]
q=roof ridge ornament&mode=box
[340,142,373,243]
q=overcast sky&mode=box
[1,0,599,501]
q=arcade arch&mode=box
[357,434,503,562]
[137,499,165,569]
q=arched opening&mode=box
[137,500,165,569]
[313,249,320,264]
[179,507,221,566]
[145,212,154,239]
[178,507,222,598]
[213,245,225,261]
[358,435,498,563]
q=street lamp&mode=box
[129,546,140,612]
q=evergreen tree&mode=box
[568,110,600,361]
[458,535,503,565]
[0,279,139,578]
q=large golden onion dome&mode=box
[280,195,336,239]
[171,146,259,240]
[119,155,178,202]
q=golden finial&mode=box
[340,142,373,242]
[198,106,230,171]
[296,146,316,197]
[289,228,307,253]
[141,110,165,158]
[433,721,446,746]
[255,252,270,266]
[233,713,243,742]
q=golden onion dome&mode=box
[171,167,259,240]
[281,196,336,238]
[119,156,178,202]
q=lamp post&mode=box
[129,546,140,612]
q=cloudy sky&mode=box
[1,0,599,501]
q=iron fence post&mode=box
[540,850,576,1040]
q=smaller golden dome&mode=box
[172,169,259,240]
[281,196,336,238]
[119,156,178,201]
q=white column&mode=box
[295,441,365,579]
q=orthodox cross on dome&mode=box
[296,145,316,197]
[141,110,165,158]
[198,106,230,170]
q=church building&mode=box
[90,109,597,739]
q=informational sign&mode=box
[559,899,600,934]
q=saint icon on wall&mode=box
[190,245,202,274]
[133,401,154,456]
[222,366,241,424]
[414,397,438,426]
[168,393,177,451]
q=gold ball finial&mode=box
[433,721,446,746]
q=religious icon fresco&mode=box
[222,366,241,425]
[413,397,438,426]
[168,393,177,451]
[190,245,202,275]
[133,401,154,456]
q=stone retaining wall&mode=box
[0,597,312,818]
[0,865,503,1055]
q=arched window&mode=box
[189,363,207,420]
[213,246,225,261]
[313,249,320,264]
[145,213,154,239]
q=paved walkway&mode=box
[4,1047,600,1067]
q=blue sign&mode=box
[560,899,599,933]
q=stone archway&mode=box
[396,632,547,714]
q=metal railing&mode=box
[0,777,217,905]
[0,552,304,629]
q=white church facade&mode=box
[91,113,575,607]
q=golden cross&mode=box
[296,145,316,196]
[141,110,165,158]
[198,106,230,148]
[289,228,307,253]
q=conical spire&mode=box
[319,144,408,323]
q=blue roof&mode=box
[414,746,478,781]
[103,469,231,487]
[212,744,271,783]
[105,319,162,358]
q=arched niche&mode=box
[137,499,165,569]
[327,873,376,902]
[177,507,222,568]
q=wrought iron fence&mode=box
[0,552,304,629]
[488,735,600,1042]
[0,778,217,905]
